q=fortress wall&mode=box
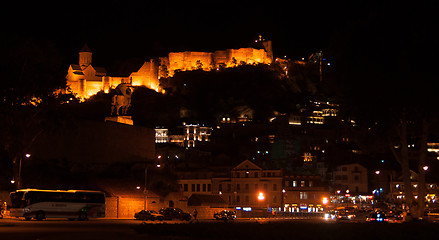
[130,60,160,91]
[67,41,273,98]
[85,80,103,98]
[213,50,228,67]
[168,52,185,75]
[168,51,213,76]
[102,76,129,93]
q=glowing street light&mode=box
[257,192,265,201]
[322,197,329,205]
[375,170,381,175]
[423,166,429,171]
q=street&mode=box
[1,217,438,240]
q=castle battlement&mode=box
[66,39,273,100]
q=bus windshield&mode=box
[10,192,26,208]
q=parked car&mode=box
[214,210,236,221]
[366,211,389,222]
[159,208,191,221]
[134,210,164,221]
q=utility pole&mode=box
[144,164,147,211]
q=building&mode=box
[389,181,438,204]
[97,179,162,219]
[178,179,213,199]
[155,124,212,148]
[66,39,273,100]
[162,38,273,77]
[283,175,330,213]
[184,124,212,148]
[212,160,283,209]
[129,59,160,91]
[65,44,108,99]
[155,128,168,143]
[332,163,368,194]
[176,160,283,210]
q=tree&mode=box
[0,34,66,189]
[0,34,65,107]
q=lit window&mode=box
[300,192,308,199]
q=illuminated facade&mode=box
[283,175,330,213]
[163,43,273,77]
[389,181,438,204]
[66,39,273,100]
[66,44,108,99]
[129,59,160,91]
[155,128,168,143]
[212,160,283,209]
[155,124,212,147]
[184,124,212,148]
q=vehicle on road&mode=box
[214,210,236,221]
[159,208,191,221]
[134,210,164,221]
[388,210,403,222]
[335,210,356,221]
[366,211,389,222]
[9,189,105,221]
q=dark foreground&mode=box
[1,218,438,240]
[134,222,439,240]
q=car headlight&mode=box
[23,208,31,213]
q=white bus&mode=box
[9,189,105,221]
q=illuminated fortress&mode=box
[66,37,273,100]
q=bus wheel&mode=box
[36,211,45,221]
[78,212,87,221]
[25,216,32,221]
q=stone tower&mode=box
[79,44,92,70]
[262,39,273,61]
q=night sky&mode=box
[1,1,435,72]
[2,1,349,68]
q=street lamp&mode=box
[257,192,265,201]
[423,166,429,171]
[17,153,31,189]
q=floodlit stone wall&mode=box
[66,41,273,99]
[129,60,160,91]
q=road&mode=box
[1,217,438,240]
[0,218,142,240]
[0,217,316,240]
